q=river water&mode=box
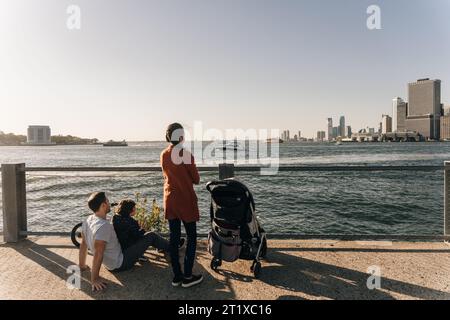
[0,142,448,235]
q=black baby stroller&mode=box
[206,179,267,278]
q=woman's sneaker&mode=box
[182,274,203,288]
[172,275,184,287]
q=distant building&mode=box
[281,130,290,142]
[27,126,52,145]
[281,130,291,142]
[405,78,441,140]
[298,131,302,139]
[443,105,450,116]
[440,115,450,140]
[392,97,406,132]
[339,116,345,138]
[397,102,408,132]
[406,115,434,138]
[381,114,392,134]
[332,127,339,139]
[352,128,380,142]
[327,118,333,141]
[316,131,326,142]
[328,116,352,139]
[345,126,352,138]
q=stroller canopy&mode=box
[206,179,255,224]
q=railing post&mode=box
[445,161,450,237]
[1,163,27,242]
[219,163,235,180]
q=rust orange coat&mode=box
[160,144,200,222]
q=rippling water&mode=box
[0,142,448,235]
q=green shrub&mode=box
[133,193,168,233]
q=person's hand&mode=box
[91,279,107,292]
[79,264,89,271]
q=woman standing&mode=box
[161,123,203,288]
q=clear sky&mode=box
[1,0,449,141]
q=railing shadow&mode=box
[4,239,236,300]
[269,246,450,253]
[247,248,450,300]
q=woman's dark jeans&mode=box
[169,219,197,278]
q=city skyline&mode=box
[3,75,449,142]
[1,0,450,141]
[3,75,448,142]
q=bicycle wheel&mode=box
[71,222,83,247]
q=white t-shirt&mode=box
[82,214,124,270]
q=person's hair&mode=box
[87,192,107,212]
[165,123,184,145]
[115,199,136,217]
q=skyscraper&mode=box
[405,78,441,139]
[381,115,392,134]
[339,116,345,137]
[392,97,406,132]
[327,118,333,141]
[397,103,408,132]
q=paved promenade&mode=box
[1,236,450,300]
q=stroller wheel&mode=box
[251,261,262,279]
[210,258,222,271]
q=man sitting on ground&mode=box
[79,192,171,292]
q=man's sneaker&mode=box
[182,274,203,288]
[172,275,184,287]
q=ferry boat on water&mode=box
[222,142,241,151]
[218,139,243,151]
[103,140,128,147]
[266,138,284,144]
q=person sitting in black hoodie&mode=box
[112,199,184,255]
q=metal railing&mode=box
[1,163,449,242]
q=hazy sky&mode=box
[1,0,449,141]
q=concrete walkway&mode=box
[1,236,450,300]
